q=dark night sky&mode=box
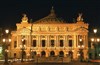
[0,0,100,32]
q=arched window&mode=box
[41,51,46,56]
[14,53,16,58]
[42,40,45,47]
[51,40,54,47]
[59,51,64,57]
[69,40,72,47]
[50,51,55,57]
[60,40,63,47]
[68,51,73,59]
[22,39,26,45]
[32,40,36,47]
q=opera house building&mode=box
[10,7,89,61]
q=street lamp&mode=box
[30,47,33,60]
[93,29,97,34]
[20,38,26,62]
[91,29,100,59]
[2,29,11,65]
[91,38,100,59]
[78,38,84,61]
[78,45,84,61]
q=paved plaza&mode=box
[0,61,99,65]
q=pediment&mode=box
[17,27,31,35]
[75,27,88,32]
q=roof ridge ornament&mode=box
[22,14,28,23]
[49,6,56,17]
[77,13,83,22]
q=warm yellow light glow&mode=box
[5,49,9,52]
[78,45,80,48]
[72,50,74,52]
[22,39,24,42]
[9,39,11,42]
[82,45,84,48]
[24,45,26,48]
[3,39,6,42]
[93,29,97,34]
[91,38,94,42]
[20,45,22,48]
[79,38,82,42]
[27,53,30,56]
[97,38,100,42]
[77,53,80,56]
[5,29,9,34]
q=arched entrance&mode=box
[31,51,37,58]
[59,51,64,57]
[41,51,46,57]
[50,51,55,57]
[68,51,73,59]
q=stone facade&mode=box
[9,7,89,61]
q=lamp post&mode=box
[78,45,84,61]
[91,36,100,59]
[20,38,26,62]
[2,29,11,65]
[91,29,100,59]
[78,38,84,61]
[30,47,33,60]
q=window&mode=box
[14,41,17,48]
[42,40,45,47]
[51,40,54,47]
[69,40,72,47]
[22,40,26,45]
[32,40,36,47]
[14,53,16,58]
[60,40,63,47]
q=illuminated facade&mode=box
[10,7,89,60]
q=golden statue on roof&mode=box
[22,14,28,22]
[77,13,83,22]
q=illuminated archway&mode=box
[50,51,55,57]
[59,51,64,57]
[41,51,46,57]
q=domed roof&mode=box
[34,7,66,24]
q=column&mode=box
[83,50,88,60]
[55,50,58,56]
[56,35,58,47]
[47,35,49,47]
[18,35,21,47]
[66,35,68,47]
[46,51,49,57]
[64,51,67,57]
[83,35,85,46]
[73,35,77,60]
[46,36,48,47]
[64,35,67,47]
[48,35,50,47]
[76,35,78,47]
[73,50,77,60]
[27,35,30,47]
[29,34,32,47]
[85,35,88,59]
[74,35,77,48]
[64,36,66,47]
[76,35,78,60]
[85,35,88,48]
[38,35,40,47]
